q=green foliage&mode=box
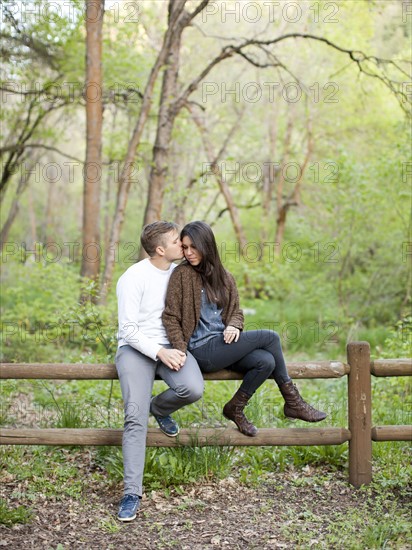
[0,446,86,501]
[1,259,117,363]
[95,443,234,491]
[380,316,412,359]
[0,498,32,526]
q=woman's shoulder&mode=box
[224,268,235,281]
[171,262,198,279]
[224,269,238,288]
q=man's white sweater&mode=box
[116,258,176,361]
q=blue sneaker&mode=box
[153,414,180,437]
[117,494,140,522]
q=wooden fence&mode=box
[1,342,411,487]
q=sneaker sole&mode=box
[117,509,140,522]
[158,427,180,437]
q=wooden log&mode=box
[0,361,349,380]
[347,342,372,488]
[371,425,412,442]
[371,359,412,377]
[0,427,351,447]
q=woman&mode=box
[162,221,326,436]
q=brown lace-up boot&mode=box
[279,381,327,422]
[223,389,258,437]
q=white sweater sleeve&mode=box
[116,270,162,361]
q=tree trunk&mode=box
[273,113,293,253]
[0,199,19,248]
[274,113,313,250]
[138,1,189,260]
[189,106,248,250]
[99,0,189,302]
[27,185,38,247]
[80,0,105,290]
[261,107,279,242]
[0,156,39,249]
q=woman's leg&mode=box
[192,331,281,436]
[192,330,290,385]
[230,349,275,396]
[192,329,327,423]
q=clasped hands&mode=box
[157,347,187,371]
[158,325,240,369]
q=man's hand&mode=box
[223,325,240,344]
[157,348,187,370]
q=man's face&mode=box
[161,230,183,262]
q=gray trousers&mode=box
[115,345,204,497]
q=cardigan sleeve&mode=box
[162,269,188,353]
[225,272,244,330]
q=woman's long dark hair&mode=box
[181,221,229,309]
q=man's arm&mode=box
[117,270,186,369]
[117,273,163,361]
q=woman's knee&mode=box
[255,351,276,375]
[264,329,281,350]
[266,329,280,342]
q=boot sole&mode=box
[284,414,327,423]
[223,412,258,437]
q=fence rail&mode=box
[0,360,349,379]
[1,342,411,487]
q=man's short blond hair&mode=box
[140,221,179,257]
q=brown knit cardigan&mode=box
[162,263,244,353]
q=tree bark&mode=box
[81,0,105,289]
[99,0,191,301]
[274,113,313,251]
[138,1,190,259]
[0,155,39,249]
[189,105,248,250]
[261,107,279,243]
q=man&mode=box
[115,221,204,521]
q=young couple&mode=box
[115,220,326,521]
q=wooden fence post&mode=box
[347,341,372,487]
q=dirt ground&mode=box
[2,461,410,550]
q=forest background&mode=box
[1,0,411,367]
[0,1,411,546]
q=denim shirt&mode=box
[188,289,225,350]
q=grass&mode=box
[1,297,410,545]
[0,498,32,526]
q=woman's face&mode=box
[182,235,202,266]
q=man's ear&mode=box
[155,245,165,257]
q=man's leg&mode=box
[151,351,204,417]
[116,345,155,497]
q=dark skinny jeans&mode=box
[189,330,291,397]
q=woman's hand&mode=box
[157,348,187,370]
[223,325,240,344]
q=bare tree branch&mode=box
[175,32,411,115]
[0,144,85,164]
[187,0,210,22]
